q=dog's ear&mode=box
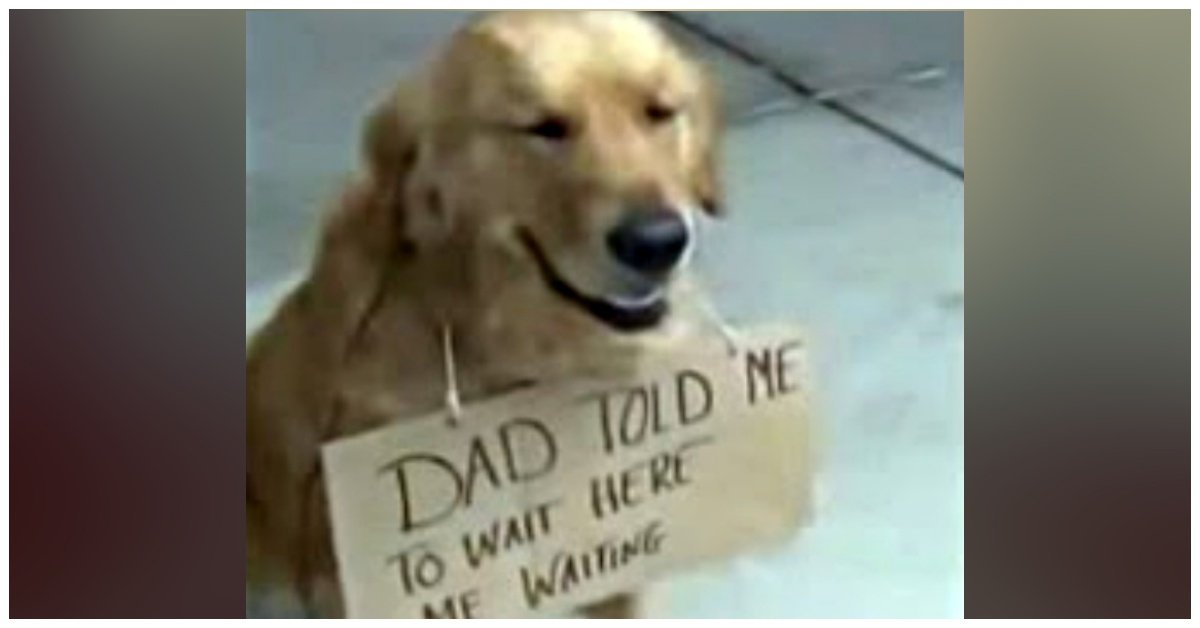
[362,80,450,247]
[363,82,419,197]
[688,64,725,217]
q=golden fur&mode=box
[246,11,724,617]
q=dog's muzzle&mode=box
[518,228,669,332]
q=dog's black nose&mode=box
[606,209,690,274]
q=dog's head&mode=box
[363,11,723,367]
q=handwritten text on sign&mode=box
[322,325,812,618]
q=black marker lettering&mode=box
[619,387,649,446]
[498,417,558,482]
[421,588,481,618]
[462,435,501,507]
[776,340,803,396]
[745,347,775,405]
[676,369,714,426]
[385,544,444,596]
[380,454,462,533]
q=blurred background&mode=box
[246,11,963,618]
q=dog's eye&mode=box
[645,102,678,125]
[522,116,571,141]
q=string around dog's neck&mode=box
[440,321,462,427]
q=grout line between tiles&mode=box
[656,11,965,181]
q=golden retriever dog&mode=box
[247,10,724,618]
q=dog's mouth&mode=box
[518,228,667,332]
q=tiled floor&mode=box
[656,96,963,620]
[247,12,963,618]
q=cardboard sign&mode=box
[322,324,813,618]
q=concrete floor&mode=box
[246,11,963,618]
